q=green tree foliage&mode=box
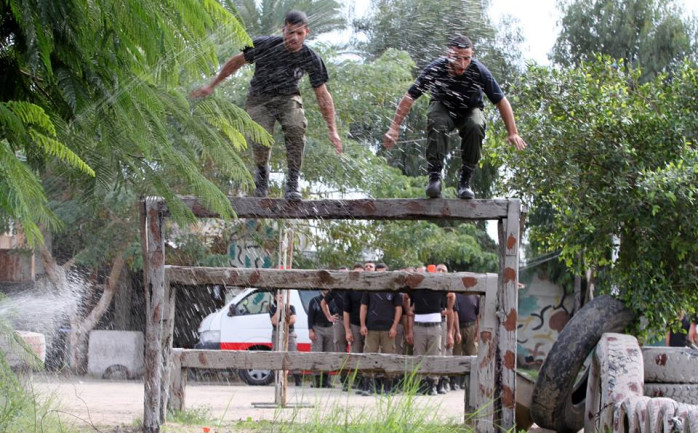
[553,0,697,81]
[493,57,698,338]
[0,0,270,246]
[228,0,345,38]
[357,0,507,71]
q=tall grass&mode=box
[0,324,76,433]
[192,371,485,433]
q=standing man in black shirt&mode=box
[308,289,334,387]
[409,286,446,396]
[343,263,366,392]
[190,10,342,201]
[384,35,527,199]
[360,263,403,395]
[269,291,302,386]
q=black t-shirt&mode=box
[308,294,332,329]
[668,315,697,347]
[408,57,504,112]
[269,302,296,332]
[243,36,329,97]
[343,290,364,326]
[410,290,445,315]
[361,291,403,331]
[324,290,344,316]
[455,294,480,324]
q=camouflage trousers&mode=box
[425,101,486,172]
[246,93,307,174]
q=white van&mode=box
[196,288,320,385]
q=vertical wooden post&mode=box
[141,198,166,433]
[474,274,498,433]
[159,276,176,423]
[168,350,186,412]
[497,200,520,430]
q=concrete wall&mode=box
[87,330,144,379]
[517,265,575,368]
[0,233,34,282]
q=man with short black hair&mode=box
[191,10,342,201]
[384,35,527,200]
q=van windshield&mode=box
[298,290,321,313]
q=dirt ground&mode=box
[31,374,475,431]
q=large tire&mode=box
[530,295,634,433]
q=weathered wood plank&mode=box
[642,347,698,384]
[142,198,166,433]
[497,201,521,429]
[166,267,492,294]
[174,349,474,375]
[159,280,176,423]
[167,351,186,412]
[173,196,510,221]
[475,274,498,433]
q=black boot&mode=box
[322,372,332,388]
[457,166,475,199]
[253,165,269,197]
[425,172,442,198]
[313,375,322,388]
[360,377,376,396]
[294,373,303,386]
[284,168,302,201]
[437,377,447,394]
[450,376,461,391]
[355,376,367,395]
[341,372,349,392]
[427,378,438,396]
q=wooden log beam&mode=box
[172,196,510,221]
[174,349,473,375]
[166,267,494,294]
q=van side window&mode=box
[235,291,273,315]
[298,290,321,314]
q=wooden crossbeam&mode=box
[173,349,474,375]
[173,196,510,221]
[166,267,495,294]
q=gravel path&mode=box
[31,375,471,428]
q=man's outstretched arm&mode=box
[495,97,527,150]
[313,84,342,154]
[190,53,248,99]
[384,93,415,149]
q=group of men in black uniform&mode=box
[304,262,481,396]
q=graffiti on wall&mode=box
[227,220,275,269]
[517,270,574,367]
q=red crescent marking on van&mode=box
[220,342,312,352]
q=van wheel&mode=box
[238,367,274,385]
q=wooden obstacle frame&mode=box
[140,197,522,433]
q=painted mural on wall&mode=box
[517,264,575,368]
[227,219,275,269]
